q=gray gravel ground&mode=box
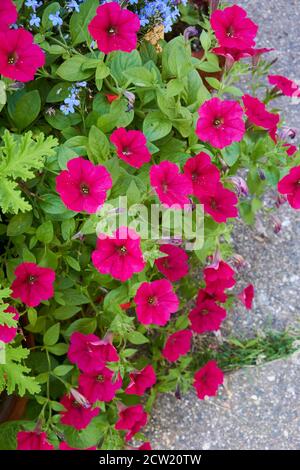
[147,0,300,449]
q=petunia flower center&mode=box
[210,198,218,210]
[226,26,235,38]
[122,147,132,157]
[213,117,224,128]
[80,183,90,195]
[28,275,37,285]
[201,309,209,316]
[108,26,118,35]
[7,52,18,65]
[162,182,169,193]
[147,296,157,306]
[118,245,127,255]
[97,374,105,383]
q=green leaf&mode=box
[123,67,156,87]
[204,77,221,90]
[222,142,240,167]
[36,221,54,244]
[47,343,69,356]
[200,30,211,51]
[110,50,142,87]
[88,125,110,162]
[127,331,149,345]
[7,212,33,236]
[143,111,172,141]
[63,416,107,448]
[56,56,94,82]
[53,365,73,377]
[53,305,81,320]
[46,82,73,103]
[65,255,81,272]
[44,323,60,346]
[0,421,30,450]
[70,0,99,46]
[65,318,97,336]
[0,81,7,112]
[61,219,76,240]
[8,91,41,130]
[42,2,61,29]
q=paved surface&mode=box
[148,353,300,449]
[147,0,300,449]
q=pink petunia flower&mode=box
[193,360,224,400]
[150,161,192,208]
[162,330,193,362]
[268,75,300,98]
[110,128,151,169]
[0,0,17,30]
[213,46,273,62]
[134,279,179,326]
[238,284,254,309]
[125,364,156,396]
[115,404,148,441]
[17,431,54,450]
[59,442,97,450]
[135,442,152,450]
[0,307,19,344]
[68,332,119,374]
[196,98,245,149]
[242,94,280,142]
[183,152,220,198]
[92,227,145,282]
[0,28,45,82]
[155,244,189,282]
[278,166,300,209]
[79,368,123,403]
[189,299,227,333]
[11,262,55,308]
[211,5,258,50]
[197,182,238,223]
[204,261,236,298]
[60,393,100,430]
[283,143,298,157]
[196,287,227,304]
[88,3,140,54]
[56,157,112,214]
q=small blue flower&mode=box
[29,13,41,28]
[25,0,42,12]
[66,1,80,13]
[49,11,63,27]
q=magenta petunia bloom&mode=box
[136,442,152,450]
[17,431,54,451]
[242,94,280,142]
[11,262,55,308]
[238,284,254,310]
[110,128,151,169]
[197,182,238,223]
[79,368,122,403]
[150,161,193,208]
[125,364,156,396]
[283,143,298,157]
[92,227,145,282]
[134,279,179,326]
[59,442,97,450]
[60,393,100,431]
[196,287,227,304]
[196,98,245,149]
[88,3,140,54]
[193,360,224,400]
[115,404,148,441]
[0,28,45,82]
[211,5,258,50]
[155,244,189,282]
[278,166,300,209]
[68,332,119,375]
[56,157,112,214]
[0,306,19,344]
[0,0,17,30]
[189,299,227,334]
[268,75,300,98]
[204,261,236,298]
[183,152,220,198]
[162,329,193,362]
[213,46,272,62]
